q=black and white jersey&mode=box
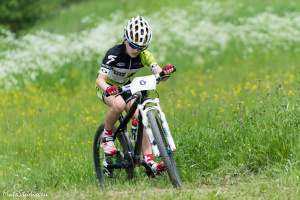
[98,43,158,85]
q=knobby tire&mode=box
[147,111,182,188]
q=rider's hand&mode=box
[105,85,119,96]
[162,64,176,75]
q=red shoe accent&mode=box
[145,154,154,163]
[156,161,166,173]
[110,149,117,155]
[132,118,139,126]
[102,141,117,155]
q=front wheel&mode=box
[147,111,182,188]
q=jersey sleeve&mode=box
[140,50,159,73]
[98,50,117,75]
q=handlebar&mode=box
[104,67,176,97]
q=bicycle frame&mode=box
[94,73,181,187]
[111,90,176,169]
[112,92,144,167]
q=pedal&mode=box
[142,161,156,178]
[115,151,123,162]
[103,154,114,178]
[155,161,166,175]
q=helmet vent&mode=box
[130,31,133,39]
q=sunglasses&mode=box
[128,41,148,51]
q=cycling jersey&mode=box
[98,43,159,86]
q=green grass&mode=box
[29,0,195,34]
[2,172,300,199]
[29,0,300,34]
[47,172,300,200]
[1,48,299,192]
[1,0,300,199]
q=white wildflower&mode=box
[0,1,300,88]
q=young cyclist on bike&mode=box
[96,16,175,174]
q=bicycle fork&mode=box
[138,98,176,157]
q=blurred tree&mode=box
[0,0,81,33]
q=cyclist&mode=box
[96,16,175,174]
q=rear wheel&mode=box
[93,124,134,187]
[147,111,182,187]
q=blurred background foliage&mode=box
[1,0,300,197]
[0,0,81,33]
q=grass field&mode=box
[1,0,300,199]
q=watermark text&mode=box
[2,190,48,198]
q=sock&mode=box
[103,129,113,137]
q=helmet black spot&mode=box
[130,31,133,40]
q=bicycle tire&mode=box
[93,124,134,187]
[147,111,182,188]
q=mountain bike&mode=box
[93,73,181,188]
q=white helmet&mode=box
[124,16,152,49]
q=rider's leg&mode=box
[102,95,126,155]
[142,129,153,156]
[104,95,126,130]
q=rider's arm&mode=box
[151,63,163,77]
[96,73,111,91]
[140,50,162,77]
[96,49,117,91]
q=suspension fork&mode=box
[141,107,160,156]
[139,98,177,153]
[155,105,176,151]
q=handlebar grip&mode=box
[159,66,176,77]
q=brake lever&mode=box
[115,88,124,97]
[156,75,171,83]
